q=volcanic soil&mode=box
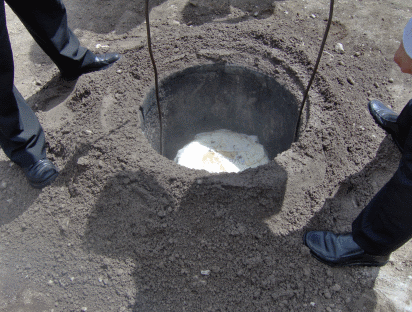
[1,0,412,311]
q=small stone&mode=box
[77,156,90,166]
[189,0,198,6]
[254,12,259,17]
[59,217,70,232]
[374,82,379,88]
[201,270,211,276]
[95,44,109,49]
[311,14,316,18]
[310,302,316,307]
[366,90,372,96]
[324,291,332,299]
[347,77,355,85]
[171,20,180,26]
[81,308,87,312]
[354,52,361,57]
[116,69,122,74]
[388,78,394,83]
[158,210,166,218]
[6,199,12,203]
[335,43,344,54]
[84,130,93,135]
[338,60,344,66]
[0,181,7,188]
[331,284,341,292]
[197,179,203,184]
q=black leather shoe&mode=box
[61,53,121,80]
[23,158,59,189]
[368,100,404,152]
[303,231,389,267]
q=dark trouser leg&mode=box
[5,0,95,73]
[352,127,412,256]
[0,2,45,167]
[396,99,412,147]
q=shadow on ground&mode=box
[26,0,167,66]
[81,136,402,310]
[26,0,288,65]
[182,0,286,26]
[0,161,41,227]
[83,161,288,310]
[303,136,400,311]
[27,76,77,112]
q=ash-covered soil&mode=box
[1,0,412,311]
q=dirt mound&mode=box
[1,1,412,311]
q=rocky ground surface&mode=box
[1,0,412,311]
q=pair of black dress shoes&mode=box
[23,53,121,189]
[304,99,402,267]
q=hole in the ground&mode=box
[140,64,299,172]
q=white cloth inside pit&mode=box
[174,129,269,173]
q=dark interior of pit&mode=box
[141,64,299,162]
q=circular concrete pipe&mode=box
[140,64,299,164]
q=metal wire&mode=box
[145,0,163,155]
[294,0,335,141]
[144,0,334,150]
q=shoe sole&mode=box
[309,250,388,267]
[29,171,59,189]
[61,63,114,81]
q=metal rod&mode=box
[294,0,335,141]
[145,0,163,155]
